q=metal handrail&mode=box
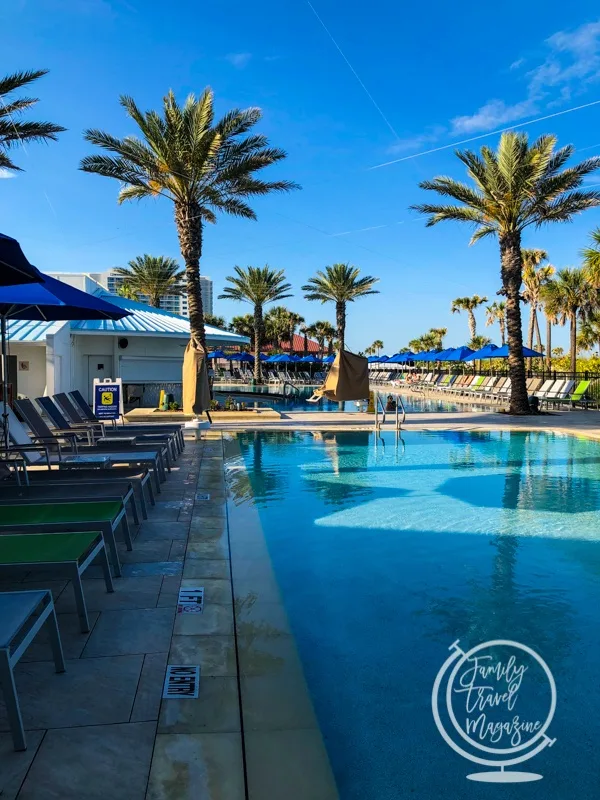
[374,390,405,431]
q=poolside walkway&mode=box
[0,430,335,800]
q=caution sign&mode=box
[93,379,123,421]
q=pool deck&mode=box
[208,407,600,440]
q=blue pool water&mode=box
[216,384,488,413]
[228,430,600,799]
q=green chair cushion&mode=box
[0,532,101,563]
[0,500,122,526]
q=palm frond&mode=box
[0,69,49,97]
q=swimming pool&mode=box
[227,429,600,799]
[215,384,489,413]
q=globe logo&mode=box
[432,639,556,783]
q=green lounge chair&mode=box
[565,380,592,408]
[0,480,139,524]
[0,500,130,577]
[0,589,65,750]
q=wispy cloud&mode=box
[0,169,15,179]
[391,19,600,152]
[225,52,252,69]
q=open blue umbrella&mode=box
[322,354,335,364]
[486,344,543,359]
[0,233,42,286]
[207,350,228,359]
[1,269,129,448]
[413,350,441,362]
[444,346,474,362]
[434,348,457,361]
[300,355,318,364]
[464,343,500,361]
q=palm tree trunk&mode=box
[336,301,346,352]
[303,333,308,357]
[570,313,577,376]
[468,311,476,341]
[175,201,206,351]
[500,233,529,414]
[253,303,263,383]
[500,317,506,346]
[545,315,552,371]
[328,338,334,356]
[527,307,535,370]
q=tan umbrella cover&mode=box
[182,339,211,415]
[313,350,369,401]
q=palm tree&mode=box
[369,339,384,356]
[264,306,291,349]
[451,295,488,340]
[521,249,554,359]
[302,263,379,352]
[116,283,138,301]
[80,89,298,351]
[469,334,492,350]
[577,313,600,357]
[311,321,335,358]
[541,268,594,374]
[0,70,64,172]
[582,227,600,287]
[411,131,600,414]
[429,328,447,349]
[230,313,254,340]
[485,301,507,345]
[219,266,292,382]
[300,323,312,357]
[543,305,559,371]
[287,312,305,353]
[113,255,184,308]
[204,314,226,329]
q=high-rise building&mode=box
[97,269,213,317]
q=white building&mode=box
[7,274,247,406]
[69,268,214,318]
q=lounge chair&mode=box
[36,397,175,469]
[564,379,593,408]
[0,479,140,525]
[535,379,555,398]
[543,380,575,407]
[540,379,570,404]
[8,401,166,492]
[55,393,182,455]
[0,498,131,577]
[68,390,184,452]
[0,589,65,750]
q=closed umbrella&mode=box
[0,233,42,286]
[1,271,130,447]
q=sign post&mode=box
[93,378,124,422]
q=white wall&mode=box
[46,325,72,396]
[10,344,47,398]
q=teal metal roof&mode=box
[7,287,249,345]
[6,318,66,343]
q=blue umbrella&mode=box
[390,351,415,364]
[464,343,500,361]
[259,353,268,360]
[413,350,440,362]
[367,356,378,363]
[207,350,228,359]
[1,269,129,448]
[486,344,543,359]
[300,355,318,364]
[323,354,335,364]
[0,233,42,286]
[434,348,457,361]
[444,346,474,362]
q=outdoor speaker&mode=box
[118,338,129,349]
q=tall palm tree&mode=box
[113,255,184,308]
[0,70,64,172]
[542,305,559,371]
[230,313,254,340]
[369,339,384,356]
[411,131,600,414]
[521,249,554,358]
[541,268,594,374]
[80,89,298,350]
[485,301,507,345]
[299,323,312,356]
[116,283,138,301]
[577,313,600,357]
[451,295,488,340]
[302,263,379,352]
[469,333,492,350]
[204,314,226,329]
[219,266,292,382]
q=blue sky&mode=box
[3,0,600,352]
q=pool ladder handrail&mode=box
[282,380,300,395]
[374,391,405,431]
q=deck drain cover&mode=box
[163,666,200,699]
[177,587,204,614]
